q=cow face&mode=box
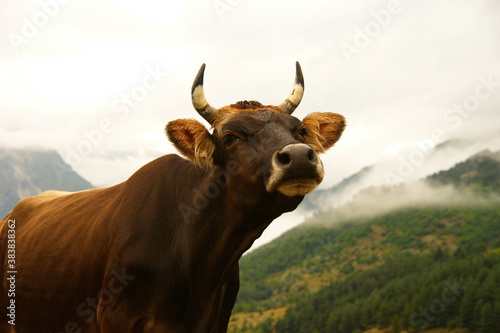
[166,63,345,199]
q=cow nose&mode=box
[275,144,319,171]
[267,143,324,196]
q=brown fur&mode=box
[302,112,346,153]
[215,103,284,125]
[166,119,216,168]
[229,100,264,109]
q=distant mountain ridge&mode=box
[0,148,93,217]
[428,149,500,192]
[299,165,374,211]
[301,140,500,213]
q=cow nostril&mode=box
[307,149,315,162]
[277,152,292,165]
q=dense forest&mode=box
[228,150,500,333]
[274,208,500,333]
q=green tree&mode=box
[477,303,495,333]
[459,279,479,328]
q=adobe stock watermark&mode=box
[6,219,17,326]
[339,0,403,64]
[385,74,499,185]
[409,277,466,332]
[51,64,169,182]
[178,159,239,224]
[212,0,244,20]
[178,134,279,223]
[56,268,135,333]
[7,0,73,53]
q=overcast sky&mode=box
[1,0,500,247]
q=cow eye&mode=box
[223,134,240,147]
[299,128,308,137]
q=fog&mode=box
[306,179,500,227]
[300,136,500,212]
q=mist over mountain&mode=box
[305,148,500,226]
[300,138,500,213]
[0,148,93,217]
[299,165,375,212]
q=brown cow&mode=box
[0,62,345,332]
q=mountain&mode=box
[428,149,500,193]
[299,165,375,211]
[229,149,500,333]
[299,139,499,214]
[0,148,93,217]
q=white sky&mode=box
[1,0,500,247]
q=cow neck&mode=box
[178,165,302,295]
[186,167,278,279]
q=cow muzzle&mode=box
[266,143,324,197]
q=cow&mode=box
[0,62,345,333]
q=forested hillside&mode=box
[229,150,500,333]
[274,207,500,333]
[428,149,500,193]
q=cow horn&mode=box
[278,61,305,115]
[191,63,218,124]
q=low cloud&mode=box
[306,179,500,227]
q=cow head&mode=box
[166,62,345,202]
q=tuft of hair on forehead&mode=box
[230,100,264,109]
[212,101,284,127]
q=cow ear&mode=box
[166,119,215,167]
[302,112,346,153]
